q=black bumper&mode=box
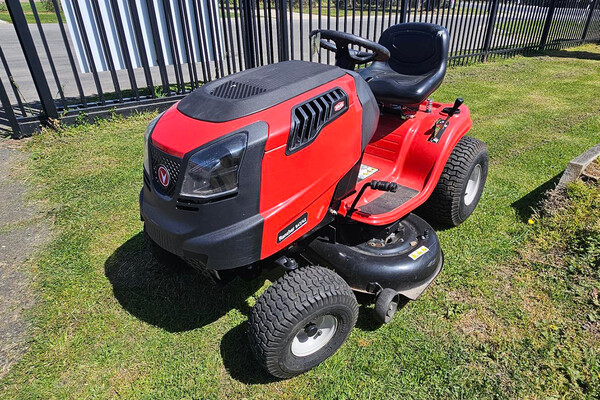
[140,121,268,271]
[140,188,263,270]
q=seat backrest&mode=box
[379,23,449,76]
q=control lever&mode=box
[442,97,464,116]
[347,180,398,218]
[430,97,464,143]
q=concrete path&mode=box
[0,141,51,378]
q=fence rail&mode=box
[1,0,599,138]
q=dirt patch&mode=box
[583,159,600,181]
[0,141,51,378]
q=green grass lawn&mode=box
[0,2,65,24]
[496,18,599,38]
[1,44,600,399]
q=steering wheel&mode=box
[310,29,390,69]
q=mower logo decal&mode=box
[334,101,345,112]
[277,213,308,243]
[409,246,430,261]
[157,165,170,187]
[358,164,378,181]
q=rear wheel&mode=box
[419,136,488,227]
[248,266,358,378]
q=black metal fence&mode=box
[1,0,599,138]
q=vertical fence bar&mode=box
[242,0,258,67]
[447,0,462,62]
[352,0,356,34]
[162,0,185,93]
[481,0,500,61]
[299,0,305,60]
[254,0,264,66]
[522,0,542,53]
[222,0,236,74]
[191,0,211,82]
[71,0,106,104]
[264,0,275,64]
[206,0,225,78]
[0,76,21,138]
[373,0,379,41]
[461,0,478,63]
[359,0,364,37]
[276,0,290,61]
[327,0,331,63]
[50,0,86,106]
[318,0,323,62]
[0,46,26,116]
[582,0,598,41]
[309,0,314,61]
[89,0,123,101]
[5,0,58,119]
[144,0,171,95]
[288,0,295,60]
[540,0,557,50]
[109,0,139,100]
[232,0,246,68]
[28,1,67,109]
[178,0,199,87]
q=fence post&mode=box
[481,0,500,62]
[581,0,599,42]
[5,0,58,121]
[242,0,257,68]
[0,76,21,138]
[400,0,408,23]
[539,0,557,50]
[276,0,290,61]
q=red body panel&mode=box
[149,71,472,262]
[338,101,472,225]
[149,74,365,261]
[259,75,363,259]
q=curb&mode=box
[557,142,600,189]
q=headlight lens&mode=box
[180,133,247,199]
[143,114,162,174]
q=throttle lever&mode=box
[430,97,464,143]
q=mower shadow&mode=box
[511,172,562,223]
[220,323,281,384]
[106,233,403,382]
[104,232,264,333]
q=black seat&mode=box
[359,23,449,105]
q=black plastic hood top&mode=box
[177,60,346,123]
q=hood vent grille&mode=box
[287,88,348,154]
[210,80,267,99]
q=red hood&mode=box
[150,75,357,158]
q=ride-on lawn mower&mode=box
[140,22,488,378]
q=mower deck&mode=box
[338,101,472,225]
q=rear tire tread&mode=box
[419,136,488,227]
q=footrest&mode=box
[359,185,419,215]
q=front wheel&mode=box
[419,136,488,227]
[248,266,358,379]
